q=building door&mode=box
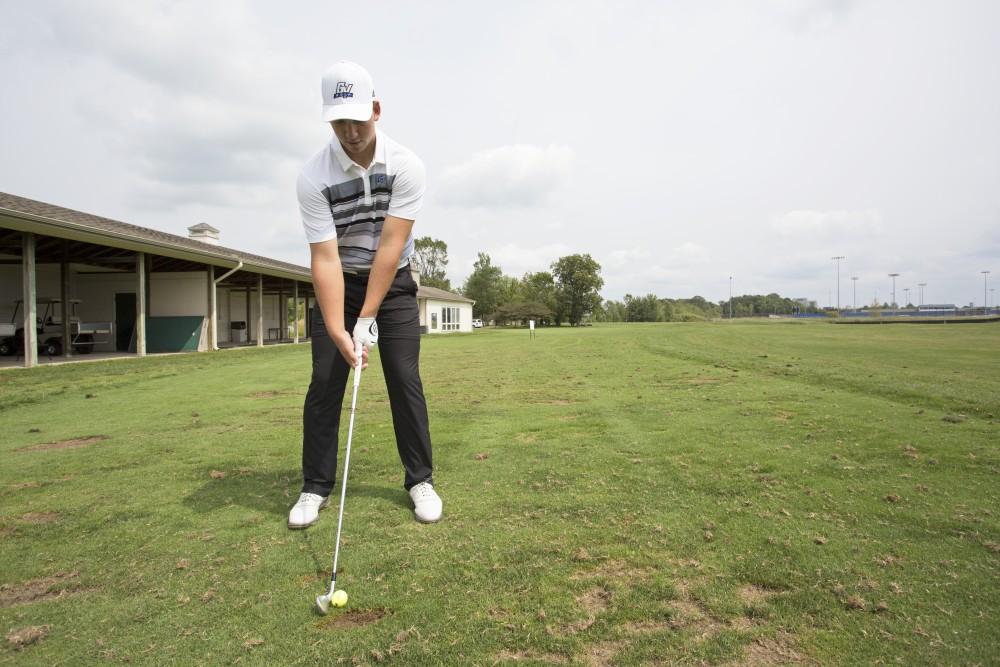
[115,292,137,351]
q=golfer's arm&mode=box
[310,240,346,334]
[359,216,414,318]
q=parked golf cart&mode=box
[2,299,112,358]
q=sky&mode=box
[1,0,998,308]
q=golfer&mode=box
[289,61,442,528]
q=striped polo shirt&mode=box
[297,129,426,272]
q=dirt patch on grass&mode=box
[570,559,654,582]
[537,399,578,405]
[516,433,538,444]
[5,625,49,650]
[18,511,60,524]
[732,630,814,665]
[16,435,108,452]
[739,584,781,606]
[0,572,79,608]
[492,649,569,664]
[577,587,612,616]
[318,608,389,629]
[248,390,300,398]
[624,619,673,634]
[581,641,623,667]
[9,481,41,490]
[686,376,722,385]
[774,411,794,422]
[549,587,613,637]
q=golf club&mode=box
[316,345,363,615]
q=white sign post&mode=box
[529,319,536,340]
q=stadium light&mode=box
[983,271,991,316]
[888,273,900,309]
[728,276,733,319]
[904,287,911,308]
[832,256,845,310]
[918,282,926,308]
[851,276,859,310]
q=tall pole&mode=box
[904,288,910,308]
[832,256,845,310]
[888,273,900,309]
[983,271,991,316]
[851,276,858,310]
[728,276,733,319]
[918,282,926,308]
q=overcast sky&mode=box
[2,1,998,307]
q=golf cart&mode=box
[1,299,112,358]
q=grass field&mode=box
[1,321,998,666]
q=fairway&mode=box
[2,321,998,665]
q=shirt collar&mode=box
[331,128,386,172]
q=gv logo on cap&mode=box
[333,82,354,99]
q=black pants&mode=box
[302,267,433,495]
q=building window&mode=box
[441,307,460,331]
[431,312,438,329]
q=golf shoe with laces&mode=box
[409,482,442,523]
[288,492,329,529]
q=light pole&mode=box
[983,271,991,316]
[851,276,859,310]
[903,288,911,308]
[728,276,733,319]
[918,282,926,308]
[832,256,845,310]
[888,273,900,309]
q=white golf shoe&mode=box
[287,492,329,529]
[409,482,443,523]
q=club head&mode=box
[316,593,331,615]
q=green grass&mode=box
[1,321,998,665]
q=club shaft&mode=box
[330,362,362,583]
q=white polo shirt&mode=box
[297,128,425,272]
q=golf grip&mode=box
[329,351,363,587]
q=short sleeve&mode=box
[387,154,426,221]
[297,171,338,244]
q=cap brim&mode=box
[322,102,373,122]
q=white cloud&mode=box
[771,209,884,238]
[436,144,574,208]
[767,0,857,32]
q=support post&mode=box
[278,286,284,341]
[61,260,72,358]
[22,233,38,368]
[293,281,300,343]
[208,265,217,350]
[136,252,147,357]
[257,274,264,348]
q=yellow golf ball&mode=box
[332,590,348,607]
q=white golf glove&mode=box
[352,316,379,353]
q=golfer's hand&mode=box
[332,329,368,369]
[352,317,379,353]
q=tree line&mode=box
[411,237,603,326]
[411,237,819,325]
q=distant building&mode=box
[793,297,817,309]
[918,304,957,312]
[411,271,475,334]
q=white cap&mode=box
[321,61,376,122]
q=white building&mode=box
[416,283,475,334]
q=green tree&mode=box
[520,272,557,324]
[492,301,553,326]
[412,237,451,290]
[551,254,604,326]
[496,275,523,311]
[624,293,663,321]
[462,253,503,320]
